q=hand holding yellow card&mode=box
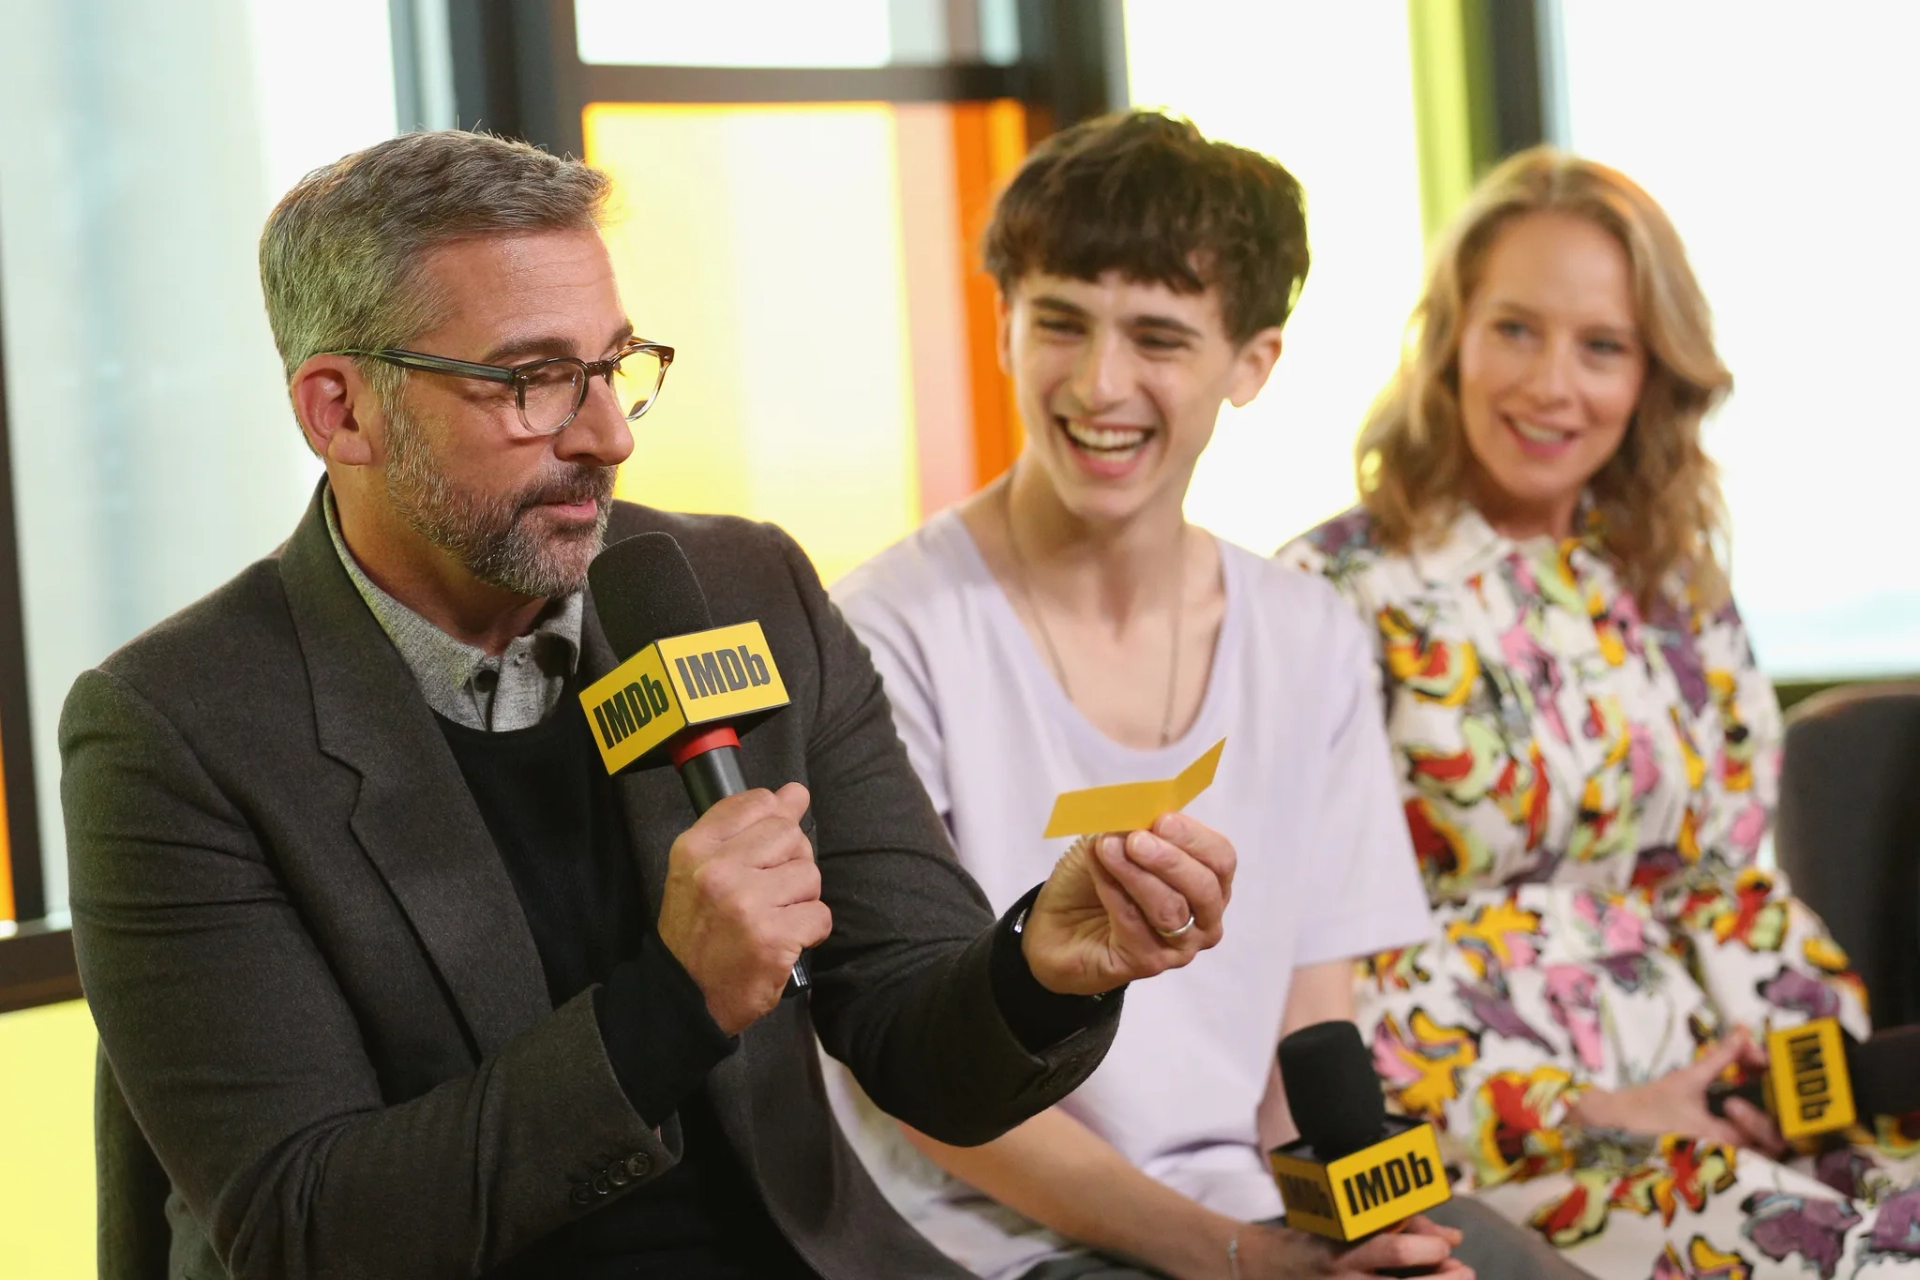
[1041,739,1226,838]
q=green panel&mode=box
[1406,0,1477,242]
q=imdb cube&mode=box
[1268,1116,1450,1243]
[580,621,790,774]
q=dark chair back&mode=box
[1774,681,1920,1031]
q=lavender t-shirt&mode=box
[821,511,1433,1279]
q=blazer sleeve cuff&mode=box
[595,931,738,1127]
[989,882,1124,1054]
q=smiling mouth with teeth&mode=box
[1059,417,1153,453]
[1507,415,1575,445]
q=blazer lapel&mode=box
[278,487,551,1058]
[579,596,681,918]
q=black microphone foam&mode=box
[1279,1021,1387,1161]
[590,533,714,657]
[1851,1026,1920,1117]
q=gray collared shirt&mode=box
[323,487,582,731]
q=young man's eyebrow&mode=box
[1029,296,1202,338]
[1029,295,1091,318]
[1130,314,1203,338]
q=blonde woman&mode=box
[1282,148,1920,1277]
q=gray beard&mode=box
[383,406,615,598]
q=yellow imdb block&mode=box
[1042,739,1226,838]
[1269,1118,1449,1242]
[1766,1018,1855,1142]
[580,622,790,773]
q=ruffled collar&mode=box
[1410,498,1608,587]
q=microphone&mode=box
[1269,1021,1450,1273]
[583,532,808,994]
[1708,1019,1920,1142]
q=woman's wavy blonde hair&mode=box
[1357,146,1733,611]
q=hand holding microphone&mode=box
[1702,1019,1920,1148]
[585,532,818,1033]
[1571,1026,1782,1153]
[1271,1021,1468,1278]
[656,782,831,1035]
[1225,1218,1467,1279]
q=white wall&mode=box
[1124,1,1428,556]
[1555,2,1920,677]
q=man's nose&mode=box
[1069,330,1134,411]
[555,373,636,468]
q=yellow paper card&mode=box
[1042,738,1226,838]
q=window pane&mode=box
[0,0,396,919]
[1124,0,1427,555]
[585,99,1024,583]
[1556,2,1920,677]
[576,0,1019,68]
[588,103,921,584]
[579,0,892,67]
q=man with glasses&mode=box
[61,130,1237,1280]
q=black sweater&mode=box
[439,704,814,1279]
[438,686,1110,1278]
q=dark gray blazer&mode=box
[63,489,1119,1280]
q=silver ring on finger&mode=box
[1155,912,1196,939]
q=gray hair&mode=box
[259,130,611,406]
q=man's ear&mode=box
[1226,326,1285,409]
[290,354,380,466]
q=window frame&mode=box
[436,0,1130,154]
[0,208,72,1013]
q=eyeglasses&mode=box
[331,340,675,436]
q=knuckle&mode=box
[690,860,731,900]
[796,861,822,899]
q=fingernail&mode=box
[1155,812,1187,841]
[1100,835,1123,860]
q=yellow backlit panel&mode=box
[0,1001,96,1273]
[587,103,920,585]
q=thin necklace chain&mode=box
[1001,481,1185,749]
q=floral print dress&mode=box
[1281,506,1920,1280]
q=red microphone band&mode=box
[671,724,742,770]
